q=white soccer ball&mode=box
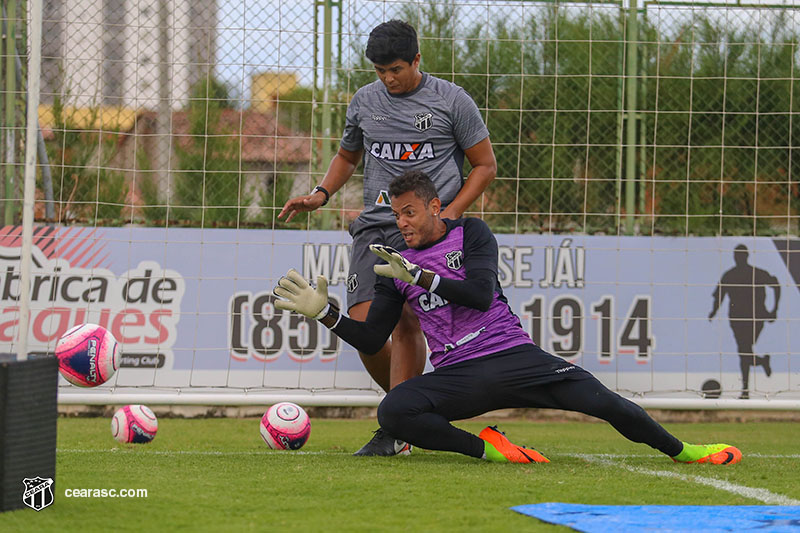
[259,402,311,450]
[111,405,158,444]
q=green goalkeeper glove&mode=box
[369,244,437,290]
[273,269,340,328]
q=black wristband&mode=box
[319,300,340,328]
[312,185,330,206]
[416,270,437,291]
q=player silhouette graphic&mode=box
[708,245,779,399]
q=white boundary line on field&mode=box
[565,453,800,459]
[573,454,800,506]
[55,448,800,503]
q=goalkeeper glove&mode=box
[273,269,340,328]
[369,244,438,291]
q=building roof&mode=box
[38,105,139,139]
[40,106,312,165]
[166,109,311,165]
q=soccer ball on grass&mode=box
[111,404,158,444]
[260,402,311,450]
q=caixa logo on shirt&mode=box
[369,142,435,161]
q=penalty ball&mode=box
[55,323,119,387]
[260,402,311,450]
[111,405,158,444]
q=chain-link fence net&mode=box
[2,0,797,236]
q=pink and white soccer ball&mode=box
[111,405,158,444]
[55,323,119,387]
[260,402,311,450]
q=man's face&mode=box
[391,190,441,249]
[373,55,421,94]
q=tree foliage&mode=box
[46,4,799,237]
[339,3,799,236]
[46,96,128,223]
[172,78,251,225]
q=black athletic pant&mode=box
[377,344,683,459]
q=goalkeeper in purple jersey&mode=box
[278,20,496,456]
[274,171,741,465]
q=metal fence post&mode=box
[625,0,639,235]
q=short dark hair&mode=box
[365,20,419,65]
[389,170,438,205]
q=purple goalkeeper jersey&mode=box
[391,218,533,368]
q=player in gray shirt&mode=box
[279,20,496,456]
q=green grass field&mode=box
[2,417,799,532]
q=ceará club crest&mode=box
[414,112,433,131]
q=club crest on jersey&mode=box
[369,142,435,161]
[414,112,433,131]
[445,250,463,270]
[346,274,358,293]
[375,190,392,206]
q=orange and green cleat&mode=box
[479,426,549,464]
[672,443,742,465]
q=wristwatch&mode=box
[312,185,330,206]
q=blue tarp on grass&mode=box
[511,503,800,532]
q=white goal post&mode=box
[56,392,800,411]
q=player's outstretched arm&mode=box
[431,271,495,312]
[371,218,500,311]
[370,244,438,289]
[278,147,362,222]
[370,243,496,310]
[272,269,401,355]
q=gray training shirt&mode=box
[340,72,490,235]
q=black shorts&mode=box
[346,223,405,310]
[390,343,594,422]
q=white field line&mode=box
[574,453,800,506]
[57,449,800,504]
[565,453,800,460]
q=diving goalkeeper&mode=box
[273,170,742,465]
